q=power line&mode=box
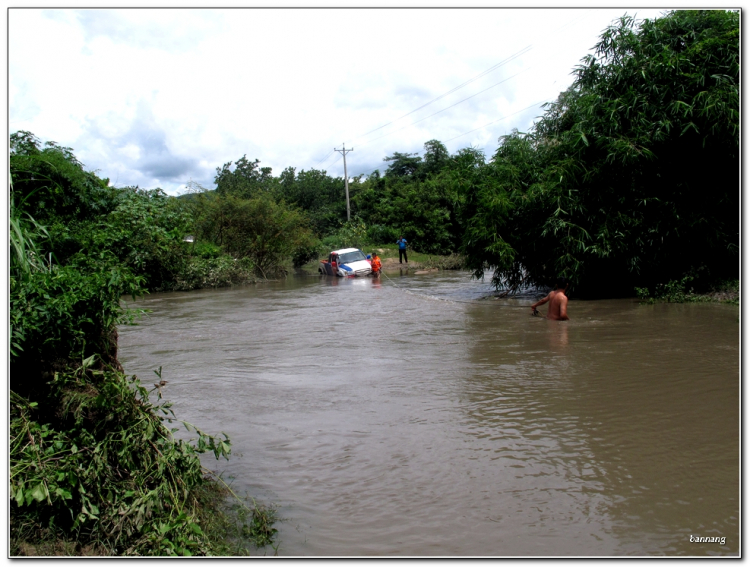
[443,99,549,143]
[311,149,336,170]
[349,99,551,178]
[351,13,590,146]
[317,12,601,177]
[312,45,534,174]
[357,45,533,139]
[356,69,528,150]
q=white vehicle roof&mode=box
[332,248,361,254]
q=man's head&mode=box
[372,252,379,258]
[555,276,569,290]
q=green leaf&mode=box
[31,483,46,502]
[55,487,73,500]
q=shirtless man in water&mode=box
[531,277,570,321]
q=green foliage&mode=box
[636,276,739,304]
[421,139,450,177]
[382,140,449,180]
[10,175,52,279]
[635,275,703,303]
[58,188,194,291]
[334,217,369,250]
[190,484,278,556]
[9,133,275,555]
[192,193,315,278]
[366,224,400,246]
[353,152,464,255]
[193,241,222,259]
[291,239,323,268]
[215,155,278,199]
[383,151,423,178]
[172,256,257,291]
[10,131,202,294]
[275,167,348,235]
[10,259,143,372]
[459,10,739,296]
[9,362,247,556]
[10,131,117,226]
[419,253,465,271]
[231,499,278,550]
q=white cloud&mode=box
[10,7,667,194]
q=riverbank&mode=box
[10,364,278,557]
[12,480,277,556]
[636,278,739,305]
[299,245,464,274]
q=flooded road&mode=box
[118,271,739,556]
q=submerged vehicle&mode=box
[319,248,373,277]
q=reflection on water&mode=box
[119,272,739,556]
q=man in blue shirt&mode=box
[396,236,408,264]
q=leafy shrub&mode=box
[10,260,143,390]
[193,241,221,259]
[637,276,713,304]
[291,239,323,268]
[10,361,237,556]
[192,193,315,278]
[10,131,117,226]
[320,234,343,251]
[9,133,277,555]
[366,224,399,246]
[335,218,369,250]
[420,253,466,271]
[171,256,256,291]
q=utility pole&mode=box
[334,143,353,221]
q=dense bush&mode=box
[191,192,316,278]
[459,10,739,296]
[11,363,233,556]
[172,256,257,291]
[10,134,275,556]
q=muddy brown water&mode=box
[118,271,739,556]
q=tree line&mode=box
[191,10,738,297]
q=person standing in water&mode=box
[396,236,408,264]
[531,277,570,320]
[370,252,382,276]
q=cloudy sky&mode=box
[10,7,669,195]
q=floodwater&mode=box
[118,271,740,556]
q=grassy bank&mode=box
[636,278,739,305]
